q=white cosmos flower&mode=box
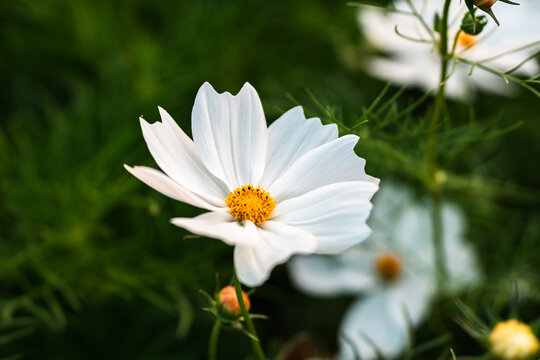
[358,0,540,101]
[289,183,481,360]
[124,82,379,287]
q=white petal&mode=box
[274,181,378,253]
[338,291,409,360]
[441,204,481,291]
[191,82,267,189]
[171,211,259,247]
[393,202,434,259]
[234,222,317,287]
[359,9,414,52]
[358,0,540,101]
[289,249,378,297]
[139,107,228,201]
[124,165,223,210]
[268,135,379,201]
[387,269,434,326]
[260,106,337,188]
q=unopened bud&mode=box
[489,320,539,360]
[475,0,497,8]
[461,13,488,35]
[216,286,251,320]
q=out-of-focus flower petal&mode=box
[289,250,378,297]
[357,0,540,100]
[386,269,434,326]
[441,204,482,291]
[338,291,409,360]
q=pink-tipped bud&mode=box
[217,286,251,320]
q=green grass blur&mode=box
[1,0,539,359]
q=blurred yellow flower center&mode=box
[375,253,402,281]
[489,320,540,360]
[226,185,276,224]
[458,31,477,49]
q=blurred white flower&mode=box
[125,82,379,287]
[289,183,481,359]
[358,0,540,100]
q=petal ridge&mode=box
[269,135,379,201]
[139,108,228,200]
[191,82,268,189]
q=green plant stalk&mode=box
[208,319,221,360]
[233,265,266,360]
[427,0,453,286]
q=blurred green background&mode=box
[1,0,539,359]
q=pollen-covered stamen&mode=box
[457,31,477,49]
[375,253,402,281]
[226,185,277,224]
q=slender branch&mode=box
[475,40,540,64]
[208,319,222,360]
[450,30,461,58]
[394,25,433,44]
[233,265,266,360]
[427,0,453,287]
[404,0,436,41]
[431,188,444,284]
[456,57,540,97]
[504,50,540,75]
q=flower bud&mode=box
[461,13,488,35]
[216,285,251,320]
[474,0,497,8]
[489,320,540,360]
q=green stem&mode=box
[429,0,452,134]
[456,57,540,97]
[208,319,221,360]
[431,187,445,282]
[427,0,452,287]
[233,265,266,360]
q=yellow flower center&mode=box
[375,253,402,282]
[489,320,540,360]
[458,31,477,49]
[225,185,276,224]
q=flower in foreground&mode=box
[489,320,540,360]
[289,183,481,359]
[357,0,540,101]
[125,82,379,287]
